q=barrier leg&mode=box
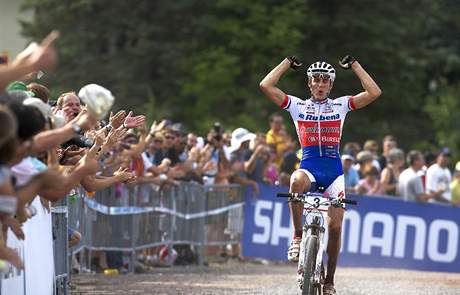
[167,187,176,266]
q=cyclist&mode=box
[259,55,381,294]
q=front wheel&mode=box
[302,235,319,295]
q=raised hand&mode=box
[150,120,167,135]
[103,126,127,151]
[13,30,59,72]
[287,56,303,70]
[109,110,126,129]
[123,111,146,129]
[0,245,24,270]
[113,167,135,182]
[338,55,356,70]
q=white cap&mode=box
[23,97,66,128]
[231,128,256,151]
[78,84,115,120]
[23,97,51,118]
[341,154,355,161]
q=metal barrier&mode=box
[65,182,245,274]
[52,194,69,295]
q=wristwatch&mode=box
[71,123,82,134]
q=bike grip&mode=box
[342,199,357,205]
[276,192,291,198]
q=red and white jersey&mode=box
[280,94,356,159]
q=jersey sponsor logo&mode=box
[305,114,340,121]
[299,114,305,119]
[297,120,342,147]
[296,102,306,106]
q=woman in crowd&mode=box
[380,148,404,196]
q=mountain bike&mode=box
[277,192,357,295]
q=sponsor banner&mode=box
[1,196,55,295]
[242,183,460,272]
[1,229,25,295]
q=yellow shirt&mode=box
[450,179,460,203]
[266,129,287,168]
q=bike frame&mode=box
[298,192,329,288]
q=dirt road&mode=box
[73,261,460,294]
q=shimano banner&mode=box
[242,183,460,272]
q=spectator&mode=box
[363,139,381,171]
[450,161,460,206]
[264,146,279,185]
[278,136,299,187]
[354,150,374,179]
[342,142,361,158]
[399,150,442,202]
[341,154,359,193]
[55,91,82,122]
[266,113,287,169]
[380,148,404,196]
[356,166,384,196]
[378,135,397,169]
[426,148,452,204]
[27,82,50,103]
[186,133,198,151]
[229,128,258,193]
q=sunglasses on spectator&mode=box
[165,135,175,140]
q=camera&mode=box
[213,122,222,134]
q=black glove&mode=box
[287,56,303,70]
[339,55,356,69]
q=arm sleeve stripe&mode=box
[348,96,356,110]
[280,94,290,109]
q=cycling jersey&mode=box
[281,94,356,190]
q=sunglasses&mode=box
[165,136,175,140]
[311,73,331,80]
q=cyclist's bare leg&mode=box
[289,170,311,235]
[325,206,344,285]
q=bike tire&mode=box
[302,235,319,295]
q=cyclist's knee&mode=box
[290,171,310,193]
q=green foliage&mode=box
[19,0,460,152]
[425,80,460,159]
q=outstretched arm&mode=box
[259,58,291,106]
[350,61,382,109]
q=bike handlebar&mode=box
[276,192,357,205]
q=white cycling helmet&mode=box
[307,61,336,81]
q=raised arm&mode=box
[259,57,301,106]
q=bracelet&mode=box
[159,174,167,181]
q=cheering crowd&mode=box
[0,31,459,276]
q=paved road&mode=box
[73,261,460,295]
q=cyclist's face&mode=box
[308,76,333,101]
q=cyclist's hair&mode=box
[387,148,404,164]
[407,150,422,166]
